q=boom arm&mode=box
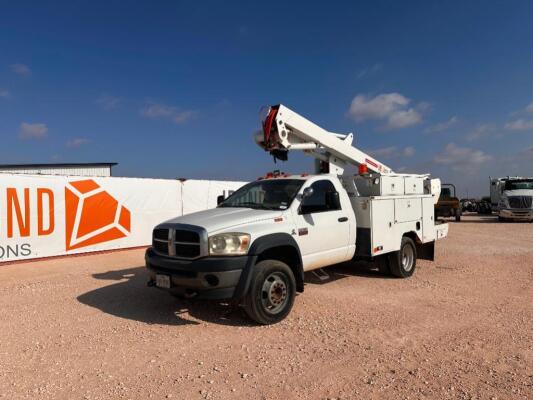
[254,104,393,175]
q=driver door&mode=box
[291,180,351,271]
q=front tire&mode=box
[244,260,296,325]
[390,237,417,278]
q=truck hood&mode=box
[160,207,283,233]
[503,189,533,197]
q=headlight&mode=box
[208,233,250,256]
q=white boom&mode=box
[255,104,394,175]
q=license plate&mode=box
[155,274,171,289]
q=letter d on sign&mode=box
[38,188,55,236]
[7,188,30,238]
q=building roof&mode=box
[0,162,118,169]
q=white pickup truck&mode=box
[146,105,448,324]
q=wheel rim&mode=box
[401,244,414,272]
[261,272,289,314]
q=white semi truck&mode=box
[490,176,533,221]
[146,105,448,324]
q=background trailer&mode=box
[0,174,245,263]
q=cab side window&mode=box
[300,180,341,214]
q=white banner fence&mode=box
[0,174,245,263]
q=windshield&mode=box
[504,180,533,191]
[219,179,304,210]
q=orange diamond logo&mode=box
[65,179,131,251]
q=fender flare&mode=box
[233,233,304,300]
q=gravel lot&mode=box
[0,215,531,399]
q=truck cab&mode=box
[146,174,356,324]
[495,178,533,221]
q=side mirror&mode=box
[217,195,225,205]
[302,187,314,199]
[298,187,314,215]
[326,191,341,210]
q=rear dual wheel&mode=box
[389,237,417,278]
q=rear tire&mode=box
[244,260,296,325]
[455,211,461,222]
[390,237,417,278]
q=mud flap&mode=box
[416,241,435,261]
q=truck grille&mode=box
[153,228,170,255]
[508,196,533,209]
[152,225,207,259]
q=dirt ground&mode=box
[0,215,531,400]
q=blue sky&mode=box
[1,1,533,197]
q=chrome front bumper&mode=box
[499,209,533,221]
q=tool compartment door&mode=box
[394,198,422,223]
[404,177,424,194]
[370,198,396,253]
[422,196,436,242]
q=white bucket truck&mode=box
[491,176,533,221]
[146,105,448,324]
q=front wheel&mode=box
[244,260,296,325]
[390,237,417,278]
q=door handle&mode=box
[338,217,348,222]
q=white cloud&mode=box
[66,138,90,148]
[526,103,533,113]
[96,94,121,110]
[141,103,174,117]
[172,110,195,124]
[425,116,458,133]
[465,124,494,141]
[19,122,48,139]
[347,92,423,130]
[387,109,422,129]
[403,146,416,157]
[10,63,31,77]
[140,102,196,124]
[357,63,383,79]
[0,89,9,98]
[368,146,396,158]
[504,118,533,131]
[520,145,533,156]
[368,145,416,159]
[433,143,492,172]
